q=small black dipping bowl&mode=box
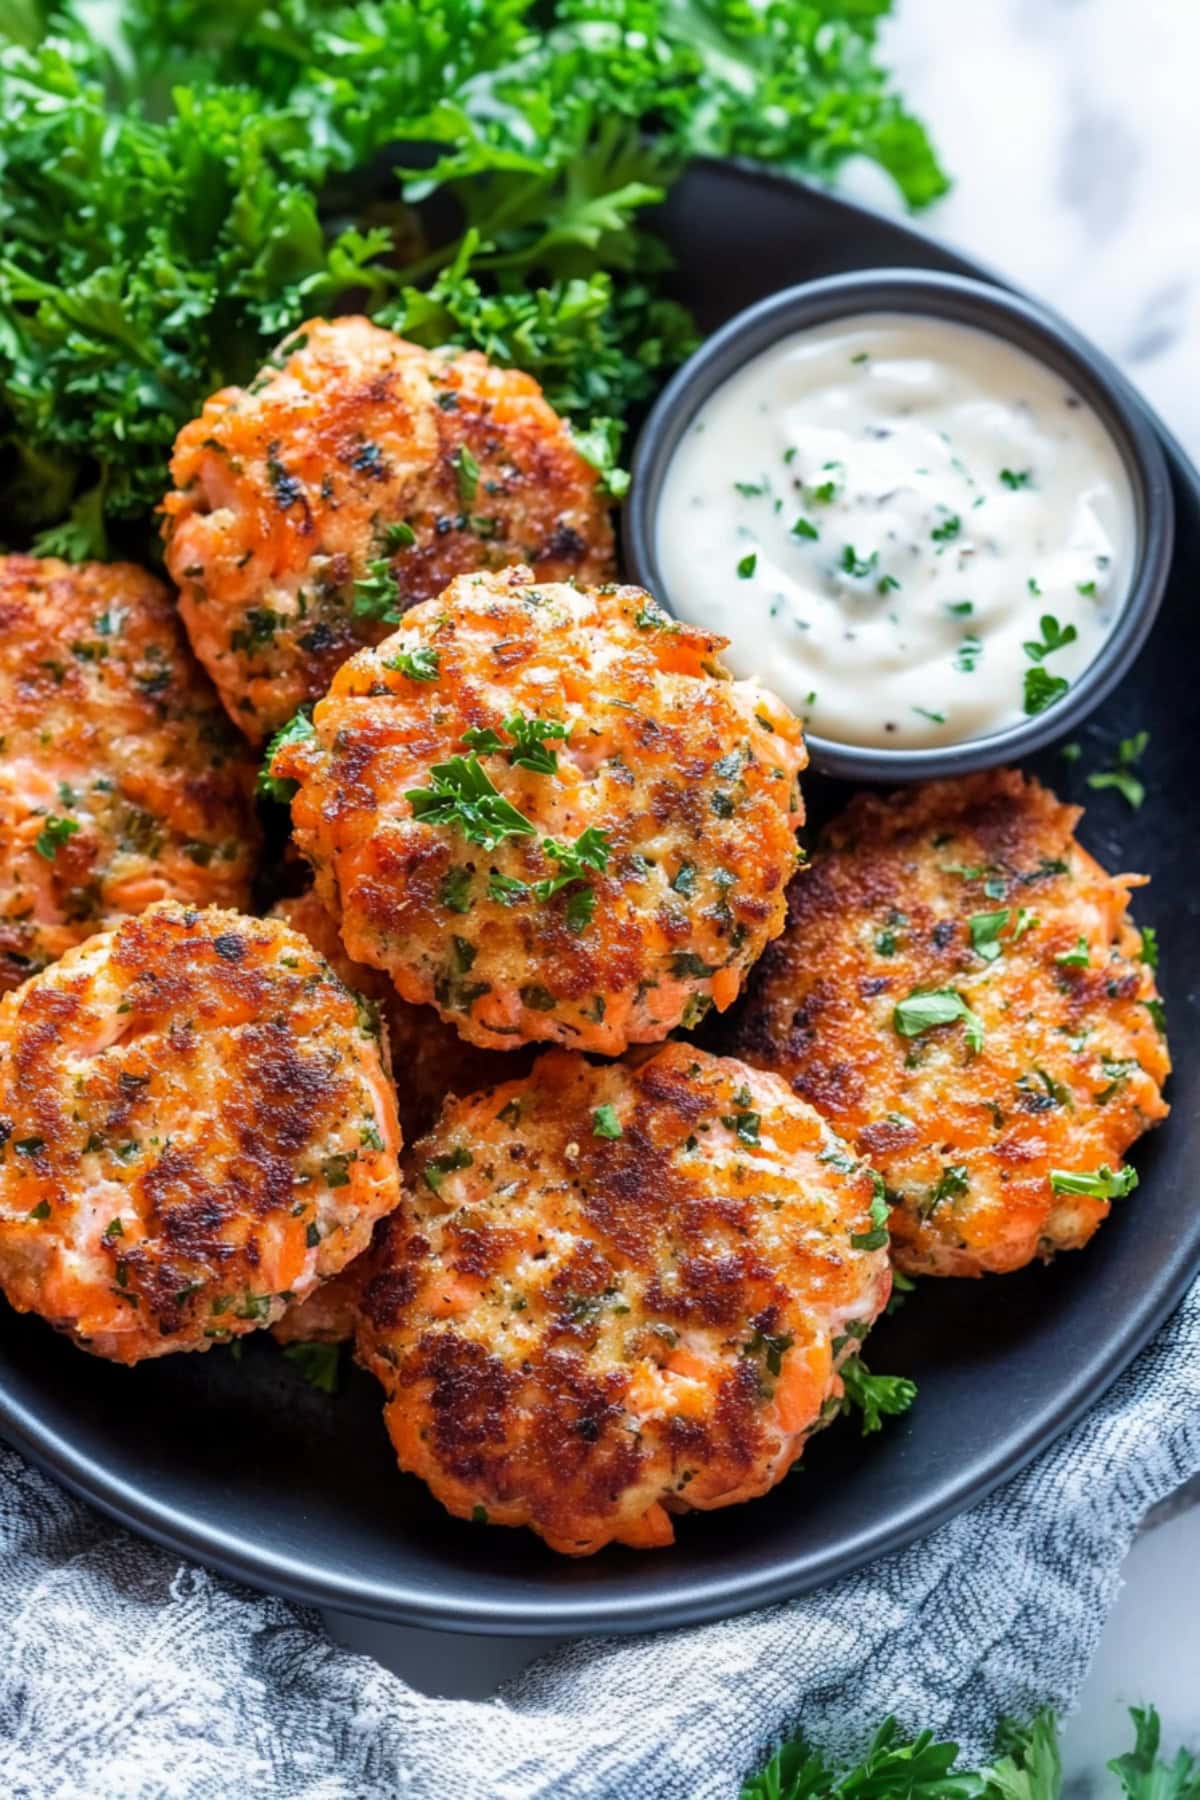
[624,268,1174,780]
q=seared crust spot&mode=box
[274,569,807,1055]
[729,769,1170,1277]
[0,902,403,1362]
[356,1042,891,1556]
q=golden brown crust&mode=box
[161,318,615,741]
[0,902,403,1362]
[729,769,1170,1276]
[0,556,259,992]
[356,1043,891,1556]
[268,890,532,1144]
[274,567,807,1054]
[268,889,530,1347]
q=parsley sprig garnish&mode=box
[463,712,570,774]
[0,1,945,561]
[406,755,537,851]
[838,1354,916,1435]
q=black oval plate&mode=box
[2,162,1197,1636]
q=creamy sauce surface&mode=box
[655,312,1137,748]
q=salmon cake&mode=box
[269,889,531,1143]
[273,567,806,1055]
[729,769,1169,1277]
[162,317,615,741]
[269,888,529,1348]
[356,1043,892,1556]
[0,902,402,1362]
[0,556,258,994]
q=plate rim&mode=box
[3,157,1197,1636]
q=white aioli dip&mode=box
[654,312,1136,748]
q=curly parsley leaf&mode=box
[839,1354,916,1436]
[0,2,944,553]
[1023,614,1078,662]
[742,1703,1066,1800]
[462,712,573,775]
[406,755,537,851]
[257,706,316,803]
[384,646,439,681]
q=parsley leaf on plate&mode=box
[838,1354,916,1436]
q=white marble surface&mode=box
[326,0,1200,1775]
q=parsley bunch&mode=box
[744,1704,1196,1800]
[0,0,946,559]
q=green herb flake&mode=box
[1024,666,1069,716]
[1023,613,1078,663]
[453,446,480,504]
[283,1341,341,1394]
[258,707,316,804]
[35,814,79,859]
[737,552,757,579]
[1087,730,1148,811]
[592,1104,623,1140]
[722,1109,761,1147]
[422,1145,474,1194]
[351,560,401,622]
[384,646,440,682]
[968,907,1010,962]
[930,1164,969,1209]
[893,987,984,1053]
[440,867,473,914]
[1049,1163,1138,1199]
[840,545,877,579]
